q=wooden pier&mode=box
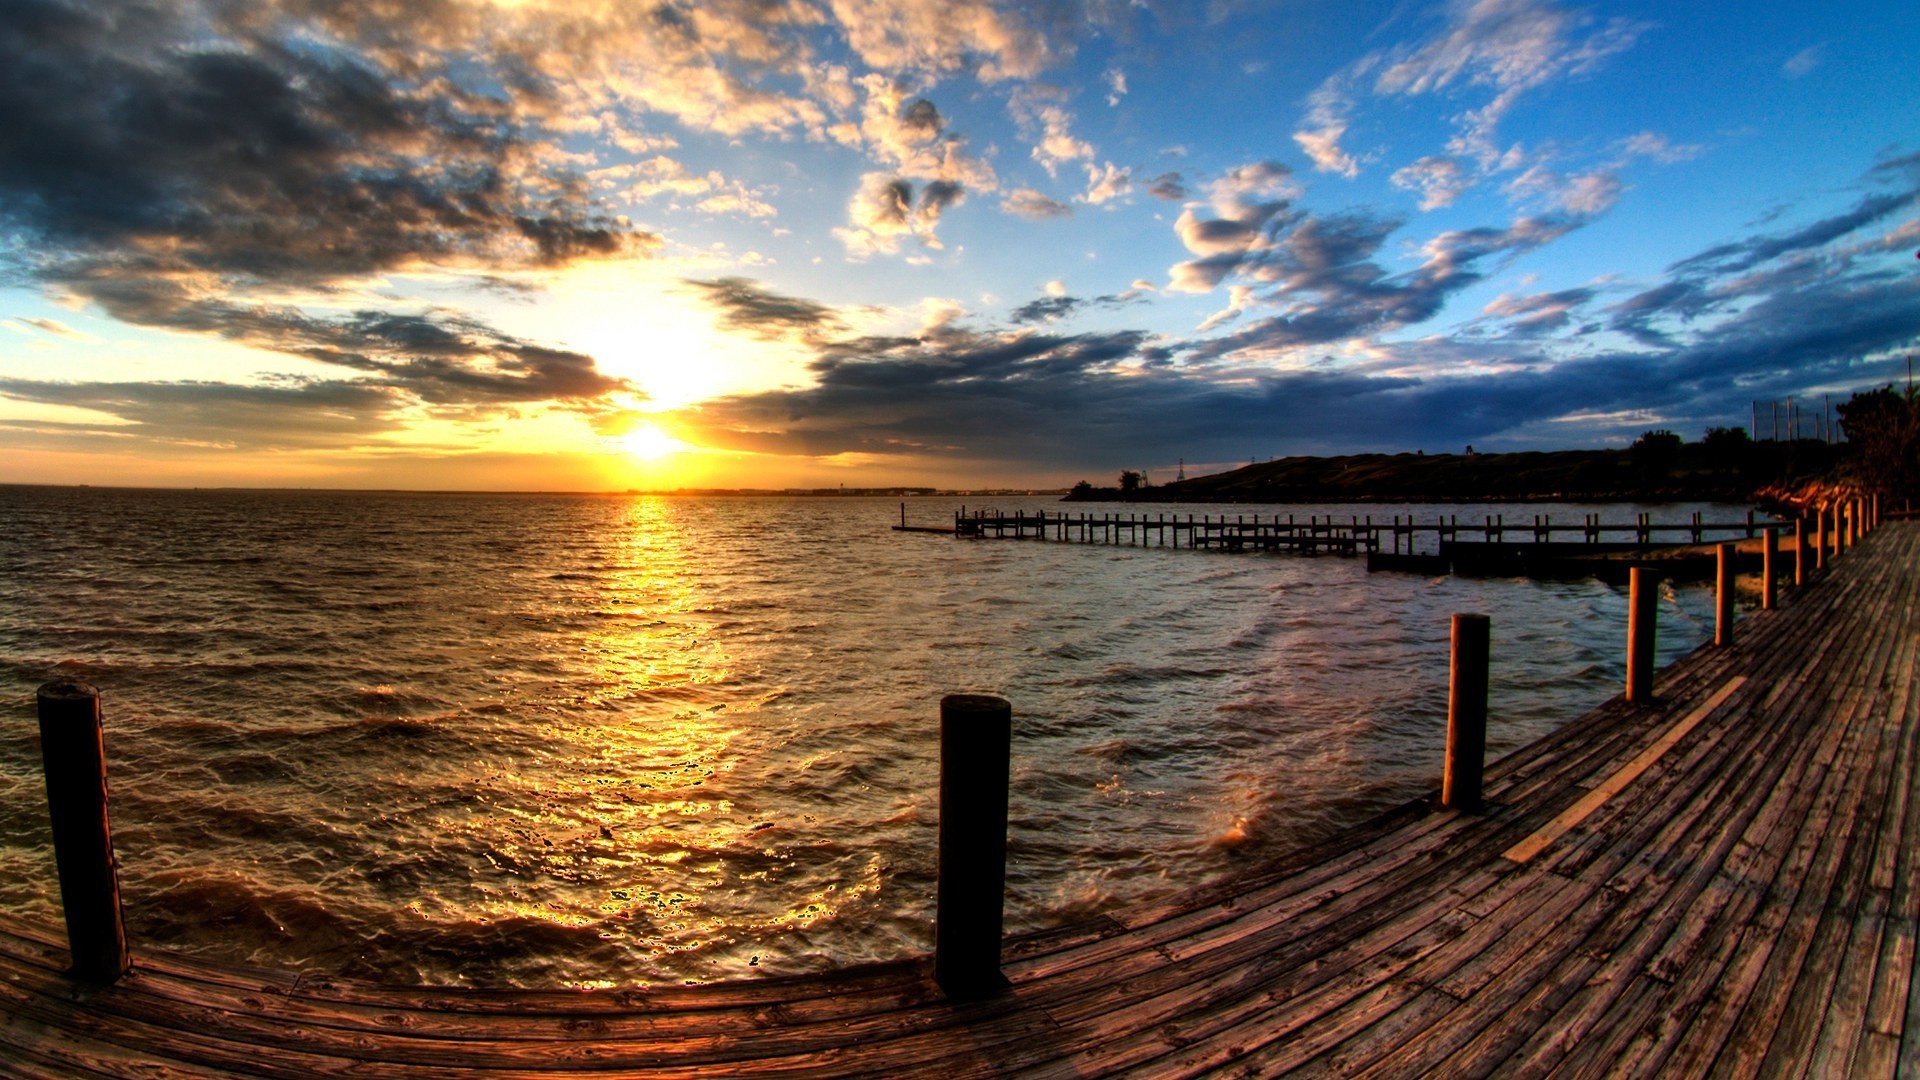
[3,519,1914,1076]
[919,505,1865,582]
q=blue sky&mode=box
[1,0,1915,489]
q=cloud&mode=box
[1181,211,1583,358]
[1670,190,1918,278]
[1783,44,1827,78]
[1147,172,1188,200]
[842,77,997,192]
[1375,0,1645,169]
[1082,162,1132,205]
[826,0,1063,82]
[11,316,86,339]
[1000,188,1073,219]
[0,2,651,289]
[687,277,845,343]
[835,171,966,256]
[1392,156,1472,210]
[1479,286,1599,334]
[1011,86,1095,177]
[1503,165,1624,216]
[1165,161,1303,292]
[1293,80,1362,178]
[1007,282,1147,324]
[1618,132,1703,164]
[1297,0,1644,179]
[0,377,409,450]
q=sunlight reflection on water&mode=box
[0,488,1742,986]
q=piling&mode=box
[1443,615,1491,813]
[935,693,1013,999]
[1763,527,1778,610]
[1795,517,1806,586]
[1627,568,1658,702]
[34,681,129,983]
[1715,543,1735,646]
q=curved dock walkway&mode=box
[4,522,1916,1077]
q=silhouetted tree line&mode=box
[1838,385,1920,501]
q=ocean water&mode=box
[0,487,1742,988]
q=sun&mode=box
[615,423,693,461]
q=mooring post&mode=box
[1816,507,1828,569]
[1794,517,1806,585]
[935,693,1012,999]
[1627,567,1658,702]
[1715,543,1736,646]
[1443,614,1491,813]
[34,680,130,983]
[1762,527,1778,609]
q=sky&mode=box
[1,0,1917,491]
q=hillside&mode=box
[1066,441,1845,504]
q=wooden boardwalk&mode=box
[3,522,1916,1077]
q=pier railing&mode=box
[26,496,1883,996]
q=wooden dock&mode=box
[922,505,1880,583]
[4,521,1915,1076]
[932,506,1791,553]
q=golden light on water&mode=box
[427,496,782,980]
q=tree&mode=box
[1701,425,1750,474]
[1837,386,1920,499]
[1117,470,1142,494]
[1069,480,1093,498]
[1630,429,1683,482]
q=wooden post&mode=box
[1816,507,1827,570]
[1795,517,1805,586]
[1715,543,1735,646]
[34,681,130,983]
[1627,568,1657,703]
[1762,526,1777,610]
[1443,614,1491,813]
[935,693,1012,999]
[900,502,906,528]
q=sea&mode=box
[0,486,1746,989]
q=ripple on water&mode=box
[0,489,1733,986]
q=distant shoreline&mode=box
[1066,443,1846,509]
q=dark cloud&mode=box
[1669,191,1915,277]
[0,0,649,283]
[1183,213,1575,358]
[1009,296,1084,324]
[688,277,845,341]
[1606,281,1706,346]
[1008,287,1146,325]
[0,377,407,449]
[1148,172,1187,200]
[919,180,967,221]
[0,0,645,420]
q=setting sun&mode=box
[614,423,693,461]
